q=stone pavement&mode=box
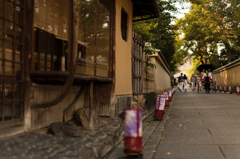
[0,107,155,159]
[155,89,240,159]
[105,88,240,159]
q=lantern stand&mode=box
[154,94,166,120]
[168,89,172,101]
[124,104,143,158]
[165,91,169,106]
[237,86,240,95]
[229,86,232,94]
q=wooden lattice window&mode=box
[121,8,128,41]
[33,0,69,72]
[0,0,25,122]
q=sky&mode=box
[172,2,191,24]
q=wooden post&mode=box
[94,0,97,76]
[89,81,94,127]
[109,0,116,118]
[24,0,34,131]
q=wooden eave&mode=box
[132,0,160,18]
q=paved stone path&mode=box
[155,90,240,159]
[106,89,240,159]
[0,106,155,159]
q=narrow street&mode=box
[105,88,240,159]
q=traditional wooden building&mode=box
[0,0,160,138]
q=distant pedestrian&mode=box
[183,74,188,92]
[191,75,196,91]
[178,73,184,92]
[208,68,213,77]
[204,70,210,93]
[197,74,202,93]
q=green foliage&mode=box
[133,0,185,73]
[144,48,156,71]
[175,0,240,68]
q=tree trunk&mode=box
[227,49,231,63]
[224,42,231,63]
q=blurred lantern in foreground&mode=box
[154,94,166,120]
[224,86,227,93]
[124,104,142,156]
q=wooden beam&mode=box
[133,16,158,22]
[109,0,116,118]
[132,2,154,5]
[29,71,113,83]
[24,0,35,131]
[94,0,97,76]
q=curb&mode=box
[152,92,177,158]
[101,107,156,159]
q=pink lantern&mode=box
[224,86,227,93]
[168,89,172,101]
[154,95,166,120]
[124,104,142,156]
[165,91,169,106]
[229,86,232,94]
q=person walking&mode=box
[184,74,188,92]
[197,74,202,93]
[204,70,211,93]
[178,73,184,92]
[191,75,196,91]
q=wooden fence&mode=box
[132,32,144,95]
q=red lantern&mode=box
[165,91,169,106]
[237,87,240,95]
[229,86,232,94]
[124,104,142,156]
[224,86,227,93]
[154,95,166,120]
[168,89,172,101]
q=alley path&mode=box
[106,89,240,159]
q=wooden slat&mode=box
[2,0,7,121]
[94,0,97,76]
[109,0,116,118]
[12,0,17,120]
[89,81,93,127]
[44,31,47,71]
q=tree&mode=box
[176,0,240,68]
[133,0,184,73]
